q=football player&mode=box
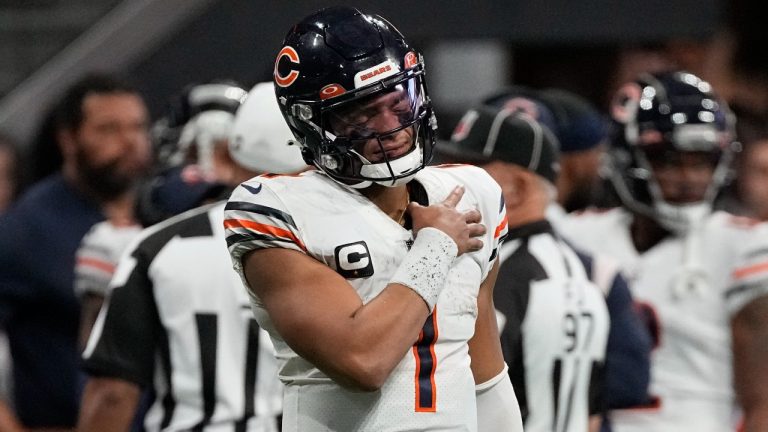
[224,6,523,432]
[558,70,768,432]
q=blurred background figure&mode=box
[453,91,654,432]
[441,104,611,432]
[75,79,249,348]
[734,137,768,221]
[483,86,610,215]
[0,133,21,429]
[0,133,20,214]
[560,70,768,432]
[75,79,249,432]
[717,117,768,221]
[78,81,305,432]
[0,72,151,430]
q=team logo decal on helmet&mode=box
[353,60,400,89]
[610,82,642,125]
[320,83,346,100]
[404,52,418,69]
[274,46,300,88]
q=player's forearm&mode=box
[0,401,23,432]
[77,377,140,432]
[469,260,505,383]
[301,229,458,391]
[741,408,768,432]
[732,295,768,432]
[320,284,435,391]
[588,415,602,432]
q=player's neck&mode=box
[630,213,672,253]
[102,191,139,226]
[361,183,410,224]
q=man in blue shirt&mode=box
[0,73,151,429]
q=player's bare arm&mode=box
[468,259,505,382]
[242,185,484,391]
[470,258,524,432]
[0,401,23,432]
[732,293,768,432]
[77,377,141,432]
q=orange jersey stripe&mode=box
[76,257,116,274]
[224,219,307,252]
[732,260,768,281]
[494,213,508,239]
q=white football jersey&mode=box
[74,220,142,297]
[225,166,508,432]
[558,208,768,432]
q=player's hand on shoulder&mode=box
[408,185,486,256]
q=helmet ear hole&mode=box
[300,147,315,166]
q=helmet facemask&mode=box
[609,123,735,234]
[284,67,436,188]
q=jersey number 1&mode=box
[413,309,438,412]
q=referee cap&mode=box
[484,86,607,154]
[442,104,560,183]
[537,88,607,153]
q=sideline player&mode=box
[559,71,768,432]
[224,6,523,432]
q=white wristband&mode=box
[475,364,524,432]
[390,227,458,311]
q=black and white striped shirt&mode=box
[495,220,609,432]
[83,202,282,432]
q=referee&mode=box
[439,104,611,432]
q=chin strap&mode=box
[359,142,423,187]
[321,139,424,189]
[653,201,710,236]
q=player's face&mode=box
[738,140,768,220]
[326,82,422,163]
[646,148,717,204]
[559,145,605,212]
[73,93,152,197]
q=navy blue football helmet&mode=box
[608,70,737,232]
[273,6,437,188]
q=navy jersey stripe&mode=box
[225,201,297,228]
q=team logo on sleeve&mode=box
[334,241,374,278]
